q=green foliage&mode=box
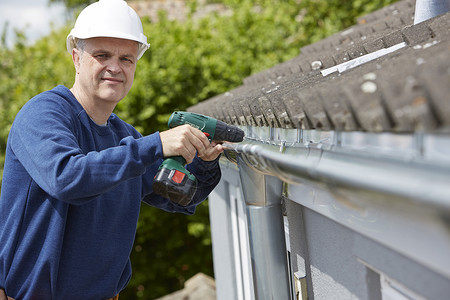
[0,0,398,299]
[128,202,213,298]
[296,0,398,44]
[116,0,305,135]
[0,26,74,180]
[49,0,94,11]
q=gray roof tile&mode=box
[188,2,449,134]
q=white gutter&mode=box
[224,129,450,212]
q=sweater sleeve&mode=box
[9,97,164,205]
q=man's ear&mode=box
[72,48,81,73]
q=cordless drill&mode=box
[152,111,245,206]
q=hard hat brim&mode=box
[66,33,150,60]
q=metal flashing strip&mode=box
[223,127,450,211]
[320,42,407,76]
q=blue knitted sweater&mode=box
[0,85,221,299]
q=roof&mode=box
[188,0,450,134]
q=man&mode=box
[0,0,222,299]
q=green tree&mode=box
[0,0,398,298]
[49,0,94,11]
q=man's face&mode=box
[73,37,139,105]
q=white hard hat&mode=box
[66,0,150,59]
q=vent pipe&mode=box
[414,0,450,24]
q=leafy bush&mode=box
[0,0,397,298]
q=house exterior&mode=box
[188,0,450,299]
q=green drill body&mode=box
[152,112,244,206]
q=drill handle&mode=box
[169,155,186,166]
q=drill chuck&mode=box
[214,120,245,142]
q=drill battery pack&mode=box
[152,158,197,206]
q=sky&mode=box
[0,0,67,47]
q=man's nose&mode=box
[106,57,121,74]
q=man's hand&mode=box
[198,141,223,162]
[159,125,223,164]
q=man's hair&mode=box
[75,38,86,55]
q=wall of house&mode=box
[208,127,450,300]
